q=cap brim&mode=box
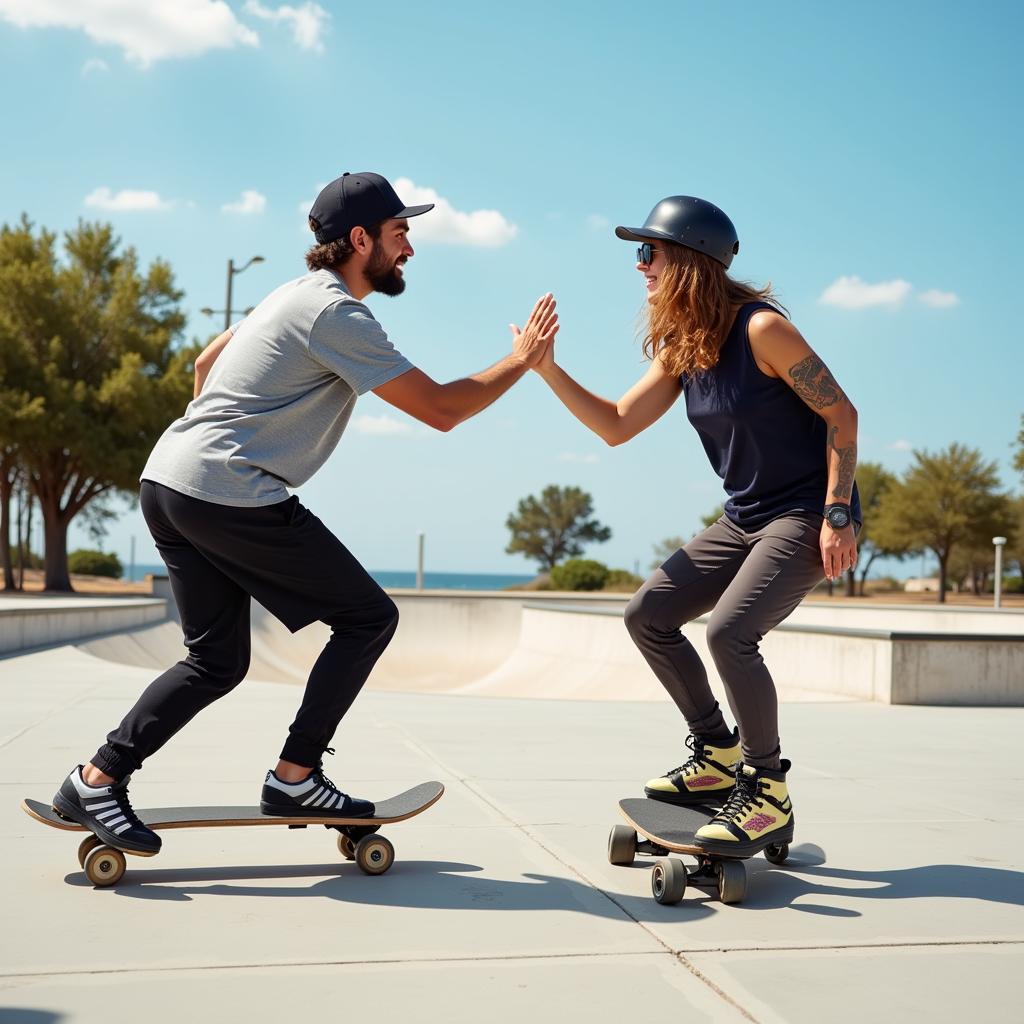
[395,203,434,220]
[614,225,676,243]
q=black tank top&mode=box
[682,301,861,530]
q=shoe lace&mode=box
[113,783,147,830]
[314,747,343,795]
[665,734,707,778]
[711,769,762,824]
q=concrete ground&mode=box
[1,641,1022,1023]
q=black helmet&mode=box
[615,196,739,269]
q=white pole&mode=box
[416,532,425,591]
[993,537,1006,608]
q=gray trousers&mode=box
[624,512,825,768]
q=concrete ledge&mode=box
[520,602,1024,706]
[0,596,168,655]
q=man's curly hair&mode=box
[304,219,382,271]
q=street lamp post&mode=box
[993,536,1007,608]
[201,255,265,330]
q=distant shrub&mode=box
[68,549,123,578]
[1003,575,1024,594]
[603,568,644,593]
[550,558,609,591]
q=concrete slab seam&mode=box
[674,938,1024,955]
[673,954,762,1024]
[0,950,669,982]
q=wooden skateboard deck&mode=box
[22,781,443,832]
[22,781,444,887]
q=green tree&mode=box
[873,444,1009,603]
[505,484,611,572]
[848,462,906,596]
[989,494,1024,584]
[0,216,196,591]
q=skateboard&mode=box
[21,781,444,887]
[608,797,790,905]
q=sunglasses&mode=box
[636,242,661,265]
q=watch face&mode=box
[827,507,851,529]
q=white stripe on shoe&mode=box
[302,787,325,807]
[85,800,119,811]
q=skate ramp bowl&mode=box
[75,591,1024,705]
[77,592,633,696]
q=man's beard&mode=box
[366,245,406,296]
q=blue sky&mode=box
[1,0,1020,577]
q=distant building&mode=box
[904,577,940,593]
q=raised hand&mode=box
[509,293,559,369]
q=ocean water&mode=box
[126,564,534,591]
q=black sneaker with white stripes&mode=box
[52,766,161,855]
[260,764,375,819]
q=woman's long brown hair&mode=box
[642,243,787,376]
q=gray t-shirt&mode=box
[142,269,413,506]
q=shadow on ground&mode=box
[59,841,1024,921]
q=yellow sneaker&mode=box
[644,730,741,806]
[693,760,794,856]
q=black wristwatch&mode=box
[823,503,852,530]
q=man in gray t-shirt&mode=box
[53,172,558,856]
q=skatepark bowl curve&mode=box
[2,586,1022,1023]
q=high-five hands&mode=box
[509,293,558,369]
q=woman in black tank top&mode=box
[534,196,860,859]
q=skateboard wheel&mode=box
[764,842,789,865]
[77,834,102,868]
[715,860,746,904]
[651,858,686,905]
[355,834,395,876]
[84,845,126,887]
[608,825,637,866]
[337,834,356,861]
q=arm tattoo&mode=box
[828,425,857,500]
[788,354,844,410]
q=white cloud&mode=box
[84,186,172,211]
[918,288,959,309]
[887,439,913,452]
[393,178,518,248]
[222,189,267,215]
[557,452,600,464]
[0,0,259,67]
[81,57,108,75]
[352,414,413,436]
[820,276,912,309]
[244,1,327,52]
[586,214,609,232]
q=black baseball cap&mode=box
[309,172,434,244]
